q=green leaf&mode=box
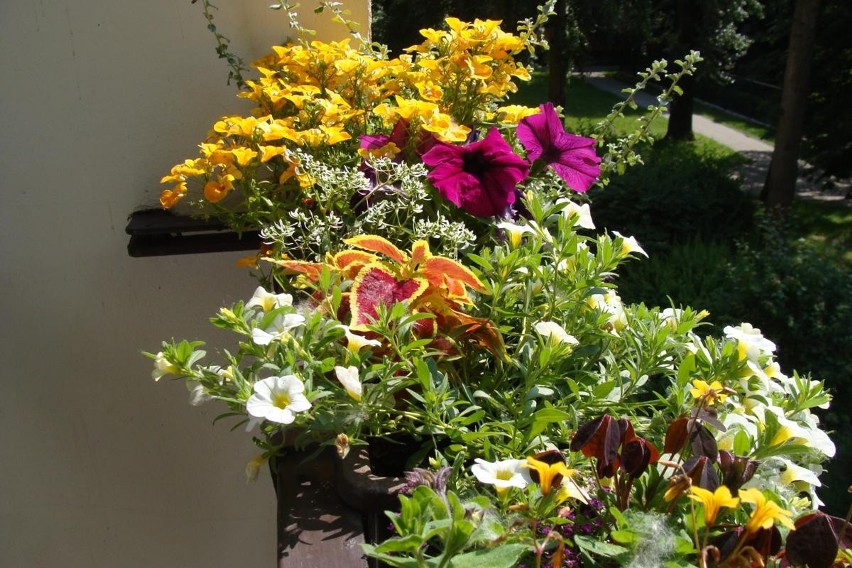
[592,380,616,398]
[373,534,424,554]
[574,535,629,558]
[447,543,529,568]
[610,529,637,544]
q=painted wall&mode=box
[0,1,369,566]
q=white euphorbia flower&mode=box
[151,352,179,381]
[613,231,648,258]
[334,365,362,401]
[246,286,293,312]
[246,375,311,424]
[556,199,595,230]
[534,321,579,347]
[470,458,531,495]
[251,313,306,345]
[724,322,776,362]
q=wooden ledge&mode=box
[125,209,260,257]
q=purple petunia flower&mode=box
[517,102,601,192]
[422,128,530,218]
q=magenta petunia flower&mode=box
[422,128,530,217]
[517,102,601,192]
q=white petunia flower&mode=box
[470,458,531,494]
[613,231,648,258]
[334,365,362,401]
[246,375,311,424]
[534,321,579,347]
[724,323,776,362]
[766,405,836,458]
[556,199,595,230]
[151,352,179,381]
[776,458,822,488]
[586,290,627,333]
[251,313,306,345]
[245,286,293,312]
[342,326,381,353]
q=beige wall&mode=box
[0,1,368,566]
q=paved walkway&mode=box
[585,75,850,205]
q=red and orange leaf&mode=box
[263,258,326,281]
[438,307,507,360]
[423,257,486,293]
[345,235,408,264]
[331,250,378,279]
[349,264,428,330]
[410,240,431,265]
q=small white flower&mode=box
[246,286,293,312]
[251,313,306,345]
[497,221,536,248]
[534,321,579,347]
[334,365,362,401]
[470,458,531,493]
[587,290,627,332]
[724,323,776,362]
[556,199,595,230]
[342,326,381,353]
[613,231,648,258]
[246,375,312,425]
[776,458,822,488]
[151,352,179,381]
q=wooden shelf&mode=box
[125,209,260,257]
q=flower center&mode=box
[273,393,291,409]
[462,150,489,176]
[495,469,514,481]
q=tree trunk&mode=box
[666,72,696,141]
[762,0,822,210]
[547,0,568,107]
[666,0,700,141]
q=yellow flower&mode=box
[230,147,258,167]
[690,379,728,405]
[739,488,795,534]
[525,456,573,496]
[496,104,539,124]
[689,485,739,526]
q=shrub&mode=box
[588,140,754,255]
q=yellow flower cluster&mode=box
[160,18,537,209]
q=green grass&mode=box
[791,200,852,263]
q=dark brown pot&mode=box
[272,445,406,568]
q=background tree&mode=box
[571,0,761,140]
[761,0,822,209]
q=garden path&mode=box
[584,74,851,206]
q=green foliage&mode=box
[587,141,754,256]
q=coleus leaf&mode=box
[345,235,408,264]
[330,250,378,279]
[349,264,428,331]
